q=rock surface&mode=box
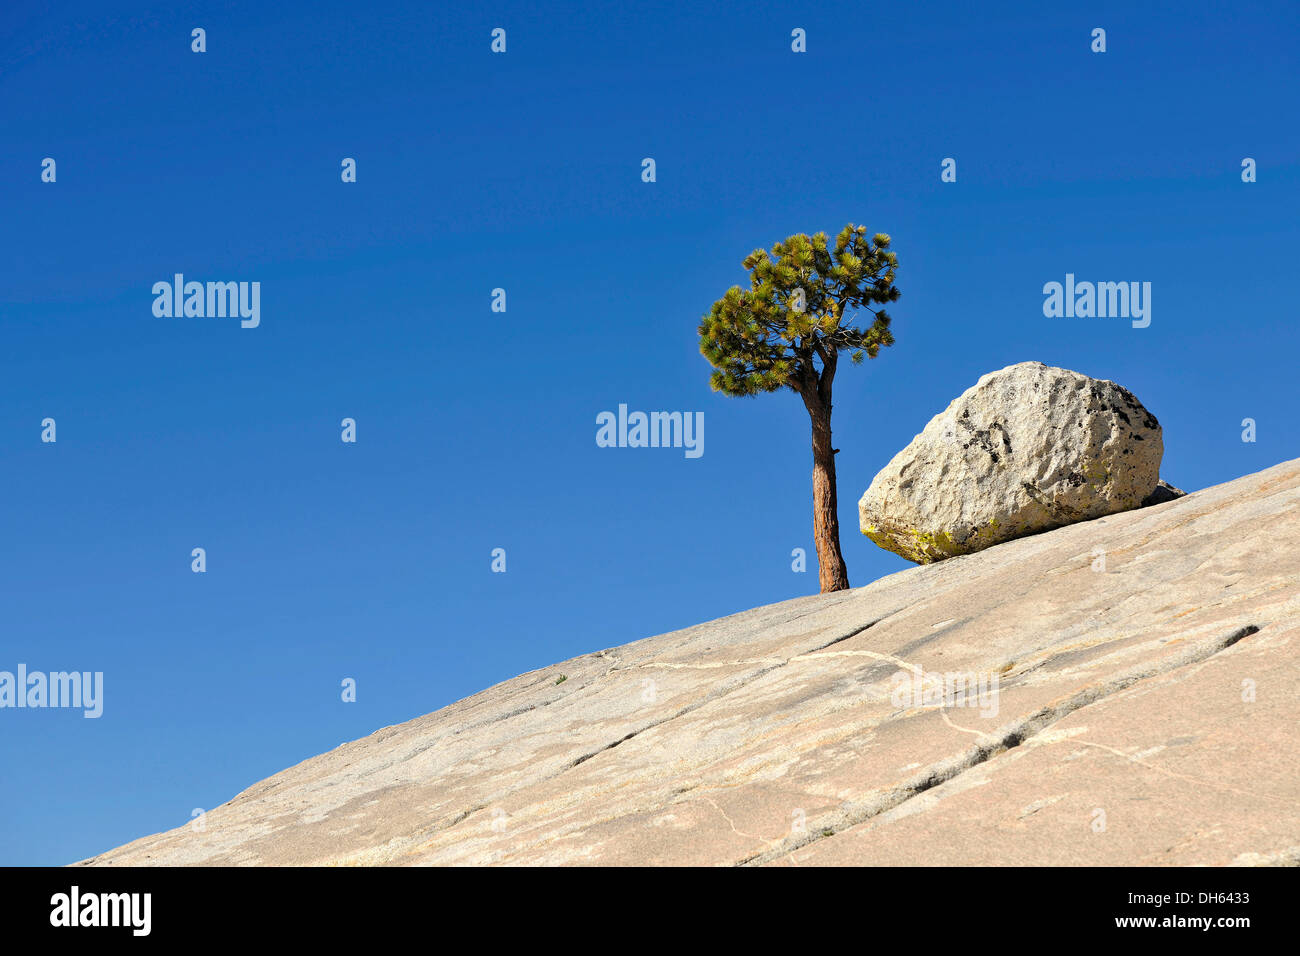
[859,362,1166,563]
[81,459,1300,867]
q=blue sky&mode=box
[1,0,1296,865]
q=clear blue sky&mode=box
[2,0,1296,865]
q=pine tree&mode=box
[699,225,900,593]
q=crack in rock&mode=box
[409,616,893,855]
[739,623,1261,866]
[566,618,887,769]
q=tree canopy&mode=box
[698,225,899,401]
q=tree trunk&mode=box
[805,397,850,593]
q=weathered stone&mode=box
[1142,478,1185,507]
[76,459,1300,867]
[858,362,1165,564]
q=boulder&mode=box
[858,362,1167,564]
[1143,478,1186,507]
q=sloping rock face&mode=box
[859,362,1166,563]
[81,460,1300,867]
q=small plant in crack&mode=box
[554,674,568,685]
